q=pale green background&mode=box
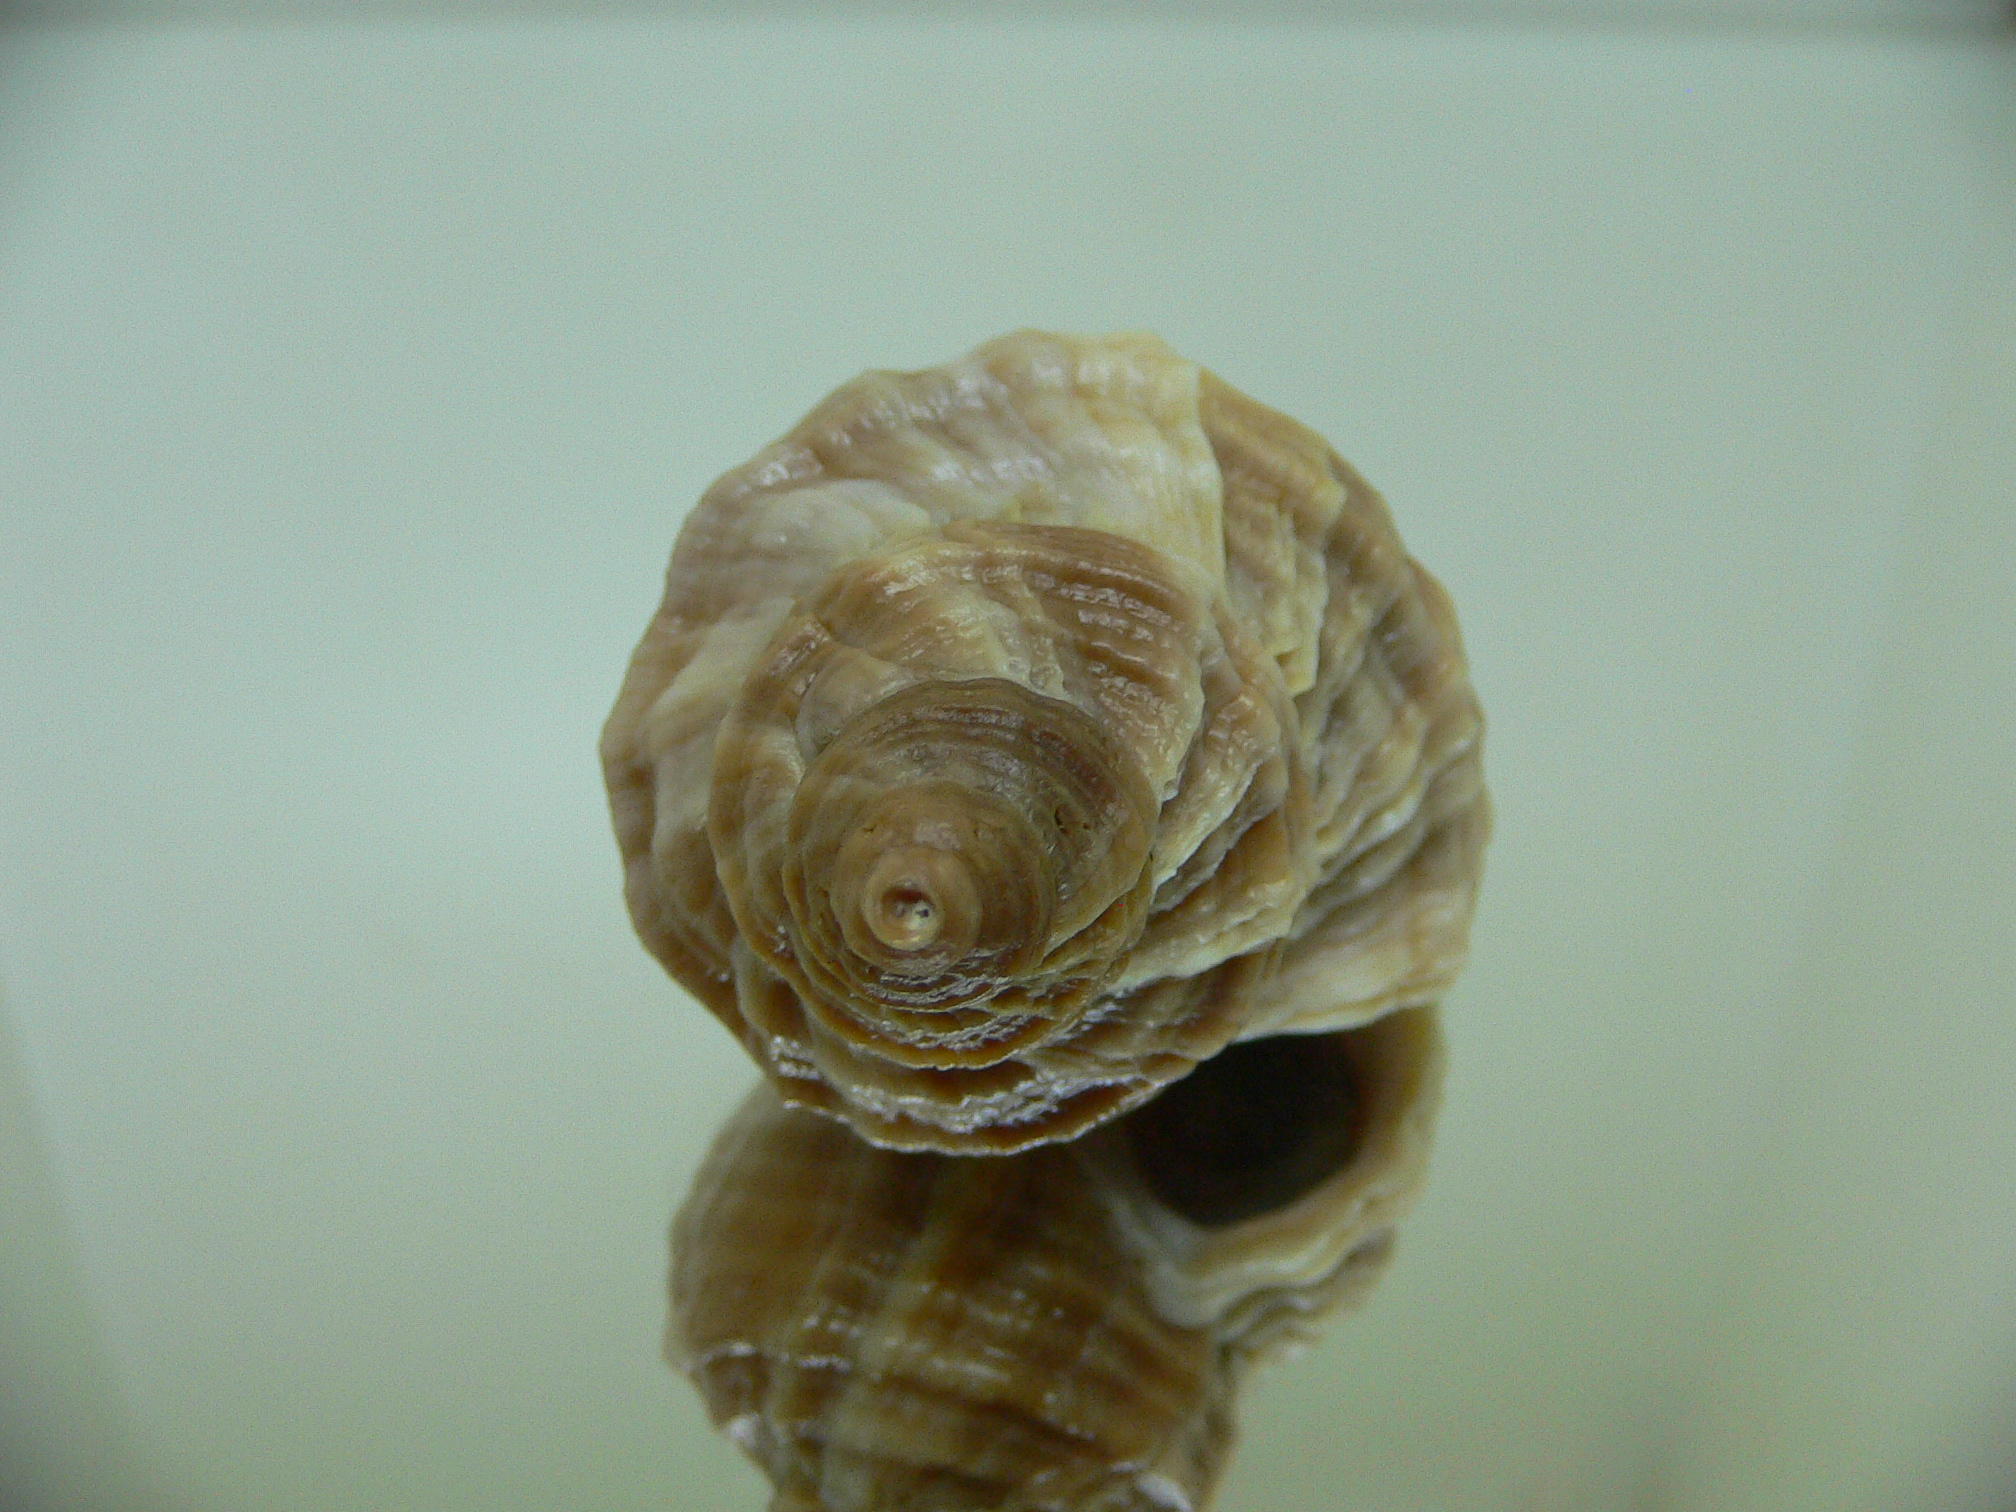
[2,9,2012,1511]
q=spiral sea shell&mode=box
[668,1009,1443,1512]
[603,332,1487,1153]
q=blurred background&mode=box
[2,3,2011,1509]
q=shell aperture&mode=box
[668,1010,1443,1512]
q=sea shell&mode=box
[603,332,1486,1152]
[667,1008,1443,1512]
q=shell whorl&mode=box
[603,331,1488,1152]
[667,1010,1442,1512]
[710,527,1185,1065]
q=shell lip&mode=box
[1082,1007,1445,1331]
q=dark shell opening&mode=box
[1122,1032,1365,1228]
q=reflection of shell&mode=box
[604,332,1486,1152]
[668,1010,1443,1512]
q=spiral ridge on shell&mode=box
[603,331,1489,1152]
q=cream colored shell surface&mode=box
[603,332,1487,1152]
[668,1011,1441,1512]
